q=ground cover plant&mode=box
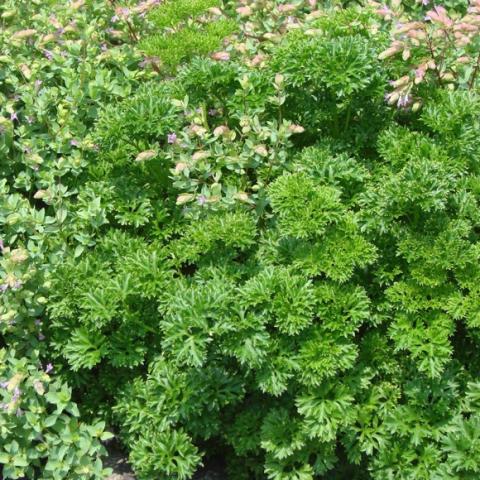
[2,0,480,479]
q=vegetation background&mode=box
[1,0,480,478]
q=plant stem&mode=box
[468,51,480,90]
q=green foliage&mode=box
[140,0,238,74]
[0,0,155,476]
[140,20,238,72]
[269,7,390,149]
[0,350,111,479]
[4,0,480,479]
[149,0,221,28]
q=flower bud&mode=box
[412,102,422,112]
[135,150,157,162]
[19,64,32,79]
[192,151,210,161]
[211,51,230,61]
[288,124,305,134]
[11,249,28,263]
[235,192,250,202]
[176,193,195,205]
[213,125,230,137]
[255,145,268,156]
[12,29,37,40]
[34,190,47,199]
[236,6,252,16]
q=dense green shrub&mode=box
[0,0,155,477]
[139,0,238,73]
[0,350,112,479]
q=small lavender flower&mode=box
[111,15,119,22]
[422,0,429,5]
[101,43,108,52]
[208,108,218,116]
[70,139,79,147]
[0,284,8,293]
[0,381,8,389]
[38,333,45,341]
[197,195,207,206]
[0,238,4,251]
[0,403,8,411]
[397,94,411,108]
[45,363,53,374]
[167,132,177,144]
[35,319,42,326]
[12,280,22,290]
[44,50,53,60]
[10,112,18,122]
[12,387,21,401]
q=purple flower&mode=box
[101,43,108,52]
[38,333,45,341]
[10,112,18,122]
[0,238,4,251]
[70,139,79,147]
[111,15,119,22]
[45,363,53,374]
[0,284,8,293]
[44,50,53,60]
[208,108,218,116]
[56,27,65,35]
[422,0,429,5]
[397,94,411,108]
[0,403,8,411]
[197,194,207,206]
[12,280,22,290]
[167,132,177,144]
[12,387,21,401]
[35,319,42,326]
[0,381,8,389]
